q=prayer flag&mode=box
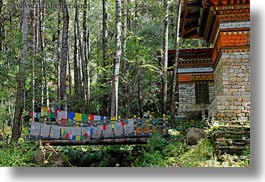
[40,124,50,138]
[80,135,84,141]
[94,115,101,121]
[71,135,76,141]
[102,125,107,131]
[121,121,125,126]
[76,135,80,141]
[71,127,82,136]
[88,114,94,121]
[68,112,75,121]
[82,114,88,122]
[65,132,70,139]
[50,125,60,139]
[84,132,88,139]
[61,111,67,119]
[30,112,33,118]
[103,125,113,138]
[30,122,41,136]
[75,113,82,121]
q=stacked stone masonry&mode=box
[209,51,250,121]
[178,82,214,118]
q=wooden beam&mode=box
[41,137,149,146]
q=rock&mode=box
[186,127,206,145]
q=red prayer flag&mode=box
[102,125,107,131]
[84,132,88,139]
[65,132,70,139]
[121,121,125,126]
[89,114,94,121]
[29,112,33,118]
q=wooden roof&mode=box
[167,48,213,68]
[180,0,250,42]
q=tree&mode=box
[170,0,181,128]
[162,0,169,115]
[111,0,122,118]
[102,0,109,115]
[83,0,91,112]
[59,0,69,110]
[12,0,30,141]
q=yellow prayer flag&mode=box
[41,107,48,116]
[111,117,117,121]
[75,113,82,121]
[76,135,80,141]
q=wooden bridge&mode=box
[27,116,169,146]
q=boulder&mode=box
[186,127,206,145]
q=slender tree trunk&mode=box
[32,0,37,122]
[102,0,109,115]
[57,8,61,101]
[121,0,129,117]
[162,0,169,115]
[39,0,49,107]
[83,0,91,112]
[12,0,29,142]
[59,0,69,110]
[111,0,122,118]
[171,0,181,128]
[74,0,81,100]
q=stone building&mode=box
[170,0,250,121]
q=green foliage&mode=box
[0,140,39,167]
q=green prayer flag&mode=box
[82,114,88,122]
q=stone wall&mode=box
[178,82,214,119]
[209,51,250,121]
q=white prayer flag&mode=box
[30,122,41,136]
[40,124,51,138]
[71,127,82,136]
[114,124,123,136]
[103,125,113,138]
[50,125,60,139]
[124,125,135,135]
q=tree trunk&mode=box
[31,0,37,122]
[39,0,49,107]
[162,0,169,115]
[57,7,61,101]
[12,0,29,142]
[74,0,81,100]
[170,0,181,128]
[121,0,129,117]
[59,0,69,110]
[102,0,109,115]
[83,0,91,112]
[111,0,122,118]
